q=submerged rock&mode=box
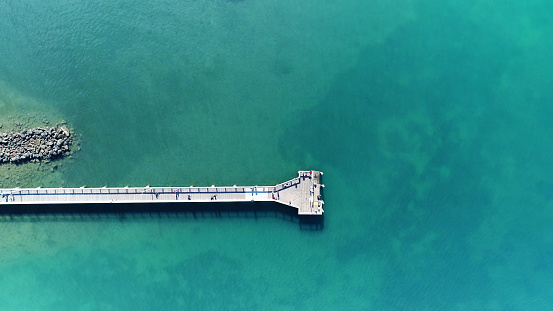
[0,127,72,164]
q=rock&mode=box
[0,126,72,164]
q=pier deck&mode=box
[0,171,324,215]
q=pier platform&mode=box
[0,171,324,216]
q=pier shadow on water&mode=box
[0,201,324,230]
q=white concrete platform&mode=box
[0,171,325,215]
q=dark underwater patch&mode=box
[279,1,521,308]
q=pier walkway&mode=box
[0,171,324,215]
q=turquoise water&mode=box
[1,0,553,309]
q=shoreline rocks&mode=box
[0,127,72,163]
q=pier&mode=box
[0,170,324,216]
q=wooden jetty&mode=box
[0,170,324,215]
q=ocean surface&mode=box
[1,0,552,309]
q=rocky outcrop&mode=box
[0,127,71,163]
